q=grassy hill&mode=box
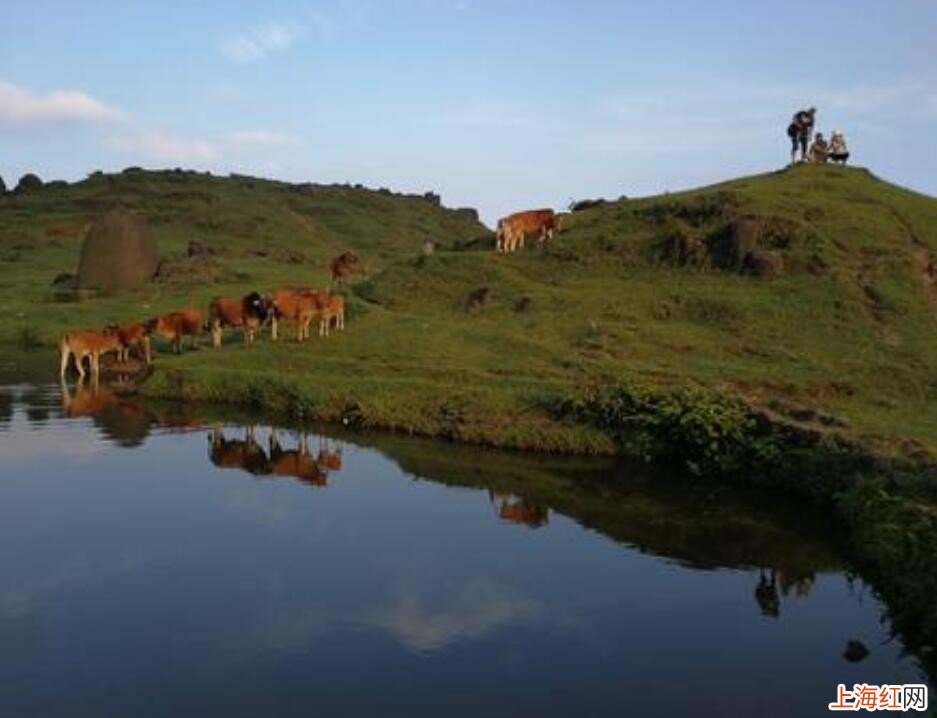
[1,164,936,455]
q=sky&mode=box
[1,0,935,225]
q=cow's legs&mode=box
[59,343,71,379]
[75,352,87,381]
[270,316,279,342]
[211,320,222,350]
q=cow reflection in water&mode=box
[208,427,342,488]
[60,378,151,446]
[754,568,816,618]
[488,490,550,528]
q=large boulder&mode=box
[77,211,159,289]
[13,173,42,195]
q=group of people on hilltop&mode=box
[787,107,850,165]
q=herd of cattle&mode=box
[59,285,347,382]
[58,209,567,381]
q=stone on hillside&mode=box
[77,211,159,289]
[14,173,43,195]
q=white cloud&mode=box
[108,130,218,164]
[364,579,542,653]
[0,81,125,126]
[223,129,300,147]
[221,21,300,63]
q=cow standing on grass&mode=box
[59,326,122,381]
[329,251,363,285]
[207,292,269,349]
[116,323,151,364]
[268,288,327,342]
[147,307,204,354]
[496,209,559,252]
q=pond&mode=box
[0,381,931,717]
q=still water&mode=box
[0,382,930,717]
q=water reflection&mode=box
[209,427,343,487]
[0,381,931,717]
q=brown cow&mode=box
[207,292,269,349]
[116,323,152,364]
[329,251,362,284]
[269,431,328,487]
[318,294,345,337]
[59,326,122,381]
[268,288,327,342]
[148,307,204,354]
[496,209,556,252]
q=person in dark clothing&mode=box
[787,106,816,163]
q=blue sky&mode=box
[2,0,935,224]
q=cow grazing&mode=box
[116,323,151,364]
[268,288,327,342]
[269,431,328,487]
[329,251,362,284]
[147,308,204,354]
[318,294,345,337]
[496,209,557,252]
[59,326,122,381]
[207,292,269,349]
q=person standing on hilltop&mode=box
[787,106,816,163]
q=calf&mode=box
[207,292,269,349]
[318,294,345,337]
[116,323,152,364]
[147,308,204,354]
[268,288,327,342]
[59,326,122,381]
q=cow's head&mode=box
[244,291,270,321]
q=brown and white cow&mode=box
[496,209,557,252]
[207,292,269,349]
[59,326,122,381]
[147,307,204,354]
[268,288,327,342]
